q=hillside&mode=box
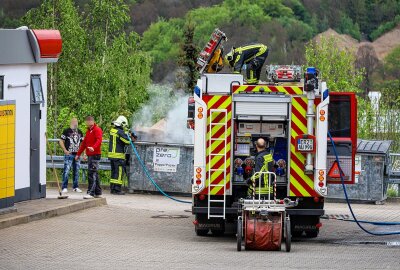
[1,0,399,82]
[315,26,400,61]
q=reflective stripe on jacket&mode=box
[232,44,268,72]
[108,127,130,160]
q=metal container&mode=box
[327,140,392,203]
[128,142,194,194]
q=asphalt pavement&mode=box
[0,189,399,269]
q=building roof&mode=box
[0,28,62,65]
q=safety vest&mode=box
[108,127,130,159]
[248,153,274,196]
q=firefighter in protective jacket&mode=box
[108,115,136,195]
[225,43,268,84]
[247,138,275,198]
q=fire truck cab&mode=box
[188,70,357,238]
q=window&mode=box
[328,95,351,137]
[31,75,44,104]
[0,76,4,100]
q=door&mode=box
[30,75,44,199]
[327,92,357,184]
[30,104,41,199]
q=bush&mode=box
[370,15,400,41]
[387,187,398,198]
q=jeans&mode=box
[62,154,80,189]
[87,155,102,196]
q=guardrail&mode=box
[46,139,112,183]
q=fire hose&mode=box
[328,131,400,235]
[128,136,191,204]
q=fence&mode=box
[46,139,194,193]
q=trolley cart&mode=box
[236,172,298,252]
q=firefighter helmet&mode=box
[224,47,235,65]
[113,115,128,128]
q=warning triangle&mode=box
[327,161,345,178]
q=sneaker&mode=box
[94,194,102,198]
[83,194,94,199]
[61,188,68,193]
[73,188,82,193]
[113,191,125,195]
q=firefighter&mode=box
[108,115,137,195]
[225,43,268,84]
[247,138,275,198]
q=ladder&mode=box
[208,109,228,219]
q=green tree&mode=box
[178,21,199,93]
[305,36,363,93]
[383,46,400,79]
[24,0,152,137]
[24,0,87,138]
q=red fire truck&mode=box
[188,30,358,238]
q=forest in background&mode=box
[0,0,399,150]
[1,0,400,81]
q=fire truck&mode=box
[188,29,357,237]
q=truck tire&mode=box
[237,218,242,251]
[285,217,291,252]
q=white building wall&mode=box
[0,63,47,190]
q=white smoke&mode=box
[131,84,194,145]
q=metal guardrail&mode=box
[46,155,111,171]
[388,153,400,184]
[46,139,112,183]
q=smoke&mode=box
[131,84,194,144]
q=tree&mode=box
[24,0,87,138]
[23,0,152,137]
[305,36,363,93]
[356,44,380,97]
[178,21,199,93]
[384,46,400,79]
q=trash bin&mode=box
[327,140,392,203]
[128,142,194,194]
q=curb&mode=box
[0,198,107,230]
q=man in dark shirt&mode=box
[59,118,84,193]
[247,138,275,197]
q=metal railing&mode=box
[388,153,400,196]
[46,139,111,183]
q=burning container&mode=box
[327,140,392,203]
[128,142,194,194]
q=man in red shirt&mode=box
[75,116,103,199]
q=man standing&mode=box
[247,138,275,198]
[59,118,83,193]
[108,115,137,195]
[75,116,103,199]
[225,43,268,84]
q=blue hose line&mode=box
[328,131,400,235]
[128,137,191,204]
[338,219,400,226]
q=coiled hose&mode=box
[328,131,400,235]
[128,137,191,204]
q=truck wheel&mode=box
[237,218,242,251]
[195,227,209,236]
[285,217,291,252]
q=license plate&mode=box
[297,139,314,151]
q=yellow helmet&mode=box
[224,47,235,65]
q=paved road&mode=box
[0,190,399,269]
